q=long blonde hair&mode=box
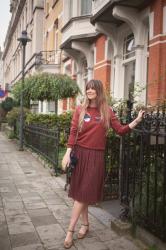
[78,79,110,131]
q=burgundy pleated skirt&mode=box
[68,145,105,204]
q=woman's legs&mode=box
[64,200,87,243]
[81,205,88,224]
[78,205,89,235]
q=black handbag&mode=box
[69,128,79,170]
[69,149,78,169]
[64,132,78,191]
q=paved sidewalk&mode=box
[0,132,143,250]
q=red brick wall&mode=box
[69,97,75,110]
[151,0,163,35]
[94,35,111,92]
[95,35,106,63]
[147,0,166,105]
[94,61,111,92]
[62,99,67,111]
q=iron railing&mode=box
[35,50,61,65]
[23,125,60,174]
[120,106,166,241]
[104,134,120,200]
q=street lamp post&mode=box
[17,31,31,151]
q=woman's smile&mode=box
[86,88,97,100]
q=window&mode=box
[25,6,27,27]
[48,101,55,113]
[123,33,136,101]
[32,0,34,14]
[81,58,88,88]
[45,32,48,51]
[46,1,49,15]
[124,61,135,101]
[53,20,58,51]
[123,33,135,60]
[81,0,92,15]
[69,0,73,18]
[40,101,43,113]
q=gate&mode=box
[121,106,166,241]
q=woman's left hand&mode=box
[136,109,145,123]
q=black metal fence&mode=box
[121,107,166,241]
[104,134,120,200]
[23,125,60,174]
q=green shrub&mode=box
[8,130,16,139]
[1,97,15,112]
[25,111,72,128]
[148,246,157,250]
[6,107,30,127]
[25,111,72,147]
[0,117,7,123]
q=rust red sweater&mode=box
[67,106,130,150]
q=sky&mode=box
[0,0,11,50]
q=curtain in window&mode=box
[124,61,135,101]
[69,0,73,18]
[81,0,92,15]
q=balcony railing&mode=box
[35,50,62,65]
[11,50,62,85]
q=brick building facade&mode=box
[61,0,166,107]
[3,0,166,112]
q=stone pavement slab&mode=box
[10,232,41,248]
[0,132,143,250]
[12,244,44,250]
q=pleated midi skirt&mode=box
[68,145,105,204]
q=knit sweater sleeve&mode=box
[67,106,80,147]
[110,108,131,135]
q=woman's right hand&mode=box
[61,148,72,171]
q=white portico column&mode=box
[76,59,84,94]
[113,54,124,99]
[64,49,84,95]
[71,41,94,81]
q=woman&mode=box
[62,79,144,248]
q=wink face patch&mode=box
[83,114,101,123]
[95,116,101,122]
[84,113,91,122]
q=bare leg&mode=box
[81,205,88,224]
[79,205,89,235]
[64,200,86,244]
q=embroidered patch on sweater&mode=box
[84,114,91,122]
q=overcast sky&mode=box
[0,0,11,50]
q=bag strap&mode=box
[73,129,79,149]
[72,106,81,149]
